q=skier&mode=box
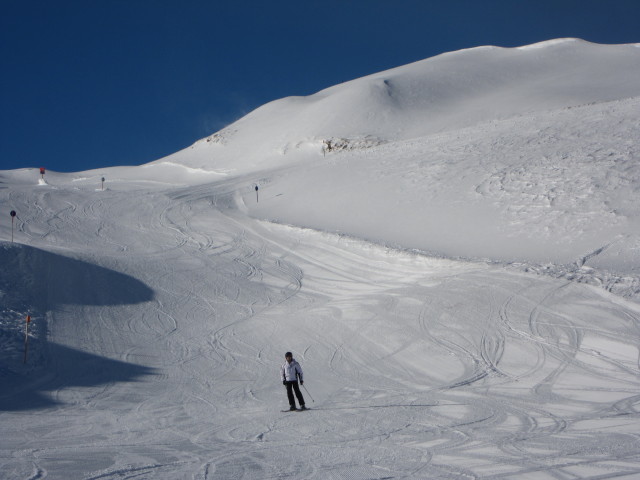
[281,351,306,411]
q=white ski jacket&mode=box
[281,359,303,383]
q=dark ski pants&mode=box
[285,381,305,408]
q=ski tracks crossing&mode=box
[3,178,640,478]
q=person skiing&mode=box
[281,351,306,411]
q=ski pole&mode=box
[302,383,314,403]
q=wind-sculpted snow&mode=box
[1,39,640,478]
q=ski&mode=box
[280,408,309,412]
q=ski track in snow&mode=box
[2,175,640,479]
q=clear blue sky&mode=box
[1,0,638,172]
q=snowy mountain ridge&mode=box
[156,38,640,174]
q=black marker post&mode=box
[10,210,16,243]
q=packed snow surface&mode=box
[2,39,640,479]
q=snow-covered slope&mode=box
[151,38,640,272]
[2,39,640,479]
[246,96,640,271]
[155,38,640,172]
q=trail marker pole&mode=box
[10,210,16,243]
[23,315,31,364]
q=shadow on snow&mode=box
[0,342,156,411]
[0,242,156,411]
[0,242,154,309]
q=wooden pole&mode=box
[23,315,31,364]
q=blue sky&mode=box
[1,0,639,173]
